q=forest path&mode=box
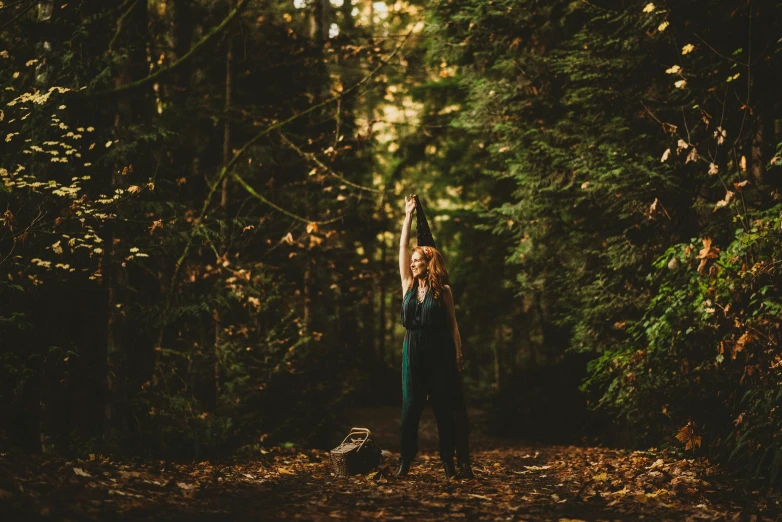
[2,407,780,521]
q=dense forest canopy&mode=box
[1,0,781,484]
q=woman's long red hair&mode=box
[412,246,449,300]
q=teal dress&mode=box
[400,279,470,463]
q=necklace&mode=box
[416,281,428,303]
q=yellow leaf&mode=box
[611,486,628,497]
[733,180,749,192]
[713,191,735,211]
[642,3,655,13]
[697,238,720,260]
[681,43,695,55]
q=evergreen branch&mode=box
[107,0,139,53]
[278,133,383,193]
[230,172,343,225]
[93,0,250,96]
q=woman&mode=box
[396,194,473,479]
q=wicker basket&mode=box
[329,427,382,477]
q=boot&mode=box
[394,459,410,478]
[443,458,457,479]
[458,460,475,479]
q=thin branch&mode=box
[693,33,744,66]
[640,101,664,128]
[107,0,139,52]
[93,0,250,96]
[0,210,44,267]
[230,172,343,225]
[168,19,418,290]
[732,8,752,148]
[681,108,692,145]
[278,133,383,193]
[0,0,36,32]
[333,98,341,149]
[0,0,31,11]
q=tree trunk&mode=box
[106,0,150,434]
[311,0,330,43]
[378,237,387,364]
[213,1,235,408]
[750,118,766,184]
[493,323,502,390]
[171,0,194,99]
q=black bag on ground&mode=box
[329,427,382,477]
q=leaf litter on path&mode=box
[1,442,780,521]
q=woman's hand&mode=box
[404,194,417,215]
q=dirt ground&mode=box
[1,407,780,521]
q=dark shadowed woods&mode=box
[1,0,782,520]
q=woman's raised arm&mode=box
[399,195,416,295]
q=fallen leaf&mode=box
[675,422,702,451]
[648,459,665,470]
[467,493,492,501]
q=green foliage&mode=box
[583,206,782,479]
[2,0,781,484]
[425,0,782,481]
[0,0,388,457]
